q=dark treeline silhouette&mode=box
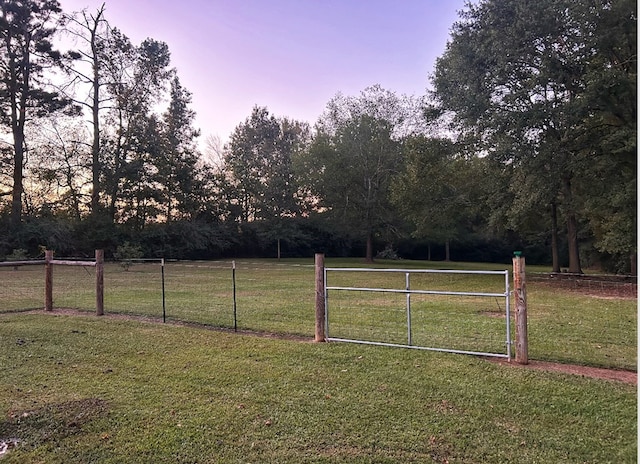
[0,0,635,274]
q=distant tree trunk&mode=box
[630,253,637,276]
[91,60,100,214]
[62,156,82,222]
[66,5,108,216]
[365,233,374,263]
[566,212,582,273]
[11,132,24,227]
[107,139,123,223]
[427,243,432,261]
[90,9,102,217]
[9,48,28,228]
[108,189,118,223]
[563,177,582,274]
[445,239,451,262]
[551,202,560,273]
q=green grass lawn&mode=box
[0,314,636,463]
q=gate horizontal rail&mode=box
[324,267,512,360]
[326,286,507,298]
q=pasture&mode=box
[0,258,636,462]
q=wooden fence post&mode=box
[45,250,53,311]
[96,250,104,316]
[513,253,528,364]
[315,253,326,342]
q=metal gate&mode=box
[324,267,512,360]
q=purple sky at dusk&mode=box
[59,0,468,144]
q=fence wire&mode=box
[100,260,316,335]
[0,260,317,335]
[0,265,44,311]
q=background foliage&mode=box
[0,0,636,273]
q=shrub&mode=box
[376,245,401,260]
[6,248,28,261]
[114,242,143,271]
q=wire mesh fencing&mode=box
[103,260,316,336]
[0,259,317,338]
[162,261,235,327]
[0,259,511,350]
[0,264,45,312]
[220,261,316,335]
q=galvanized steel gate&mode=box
[324,268,512,360]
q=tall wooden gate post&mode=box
[45,250,53,311]
[96,249,104,316]
[314,253,326,342]
[513,253,528,364]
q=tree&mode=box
[309,113,401,262]
[317,84,428,139]
[432,0,636,273]
[26,116,90,220]
[225,106,310,223]
[199,134,238,223]
[391,136,483,261]
[223,107,311,258]
[99,31,172,223]
[63,3,109,216]
[114,112,163,229]
[0,0,70,227]
[155,76,202,221]
[304,87,414,262]
[576,0,637,273]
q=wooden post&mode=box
[96,249,104,316]
[513,253,528,364]
[314,253,326,342]
[45,250,53,311]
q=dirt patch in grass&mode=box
[489,359,637,385]
[0,398,109,456]
[15,309,639,385]
[479,311,505,318]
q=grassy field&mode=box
[0,313,636,463]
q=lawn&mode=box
[0,257,637,462]
[0,313,636,463]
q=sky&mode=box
[58,0,468,145]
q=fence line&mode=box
[3,255,528,361]
[529,272,637,296]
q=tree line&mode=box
[0,0,636,274]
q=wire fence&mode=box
[0,264,45,311]
[0,259,317,336]
[0,259,636,370]
[529,272,637,298]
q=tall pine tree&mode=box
[0,0,69,226]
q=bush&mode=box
[114,242,144,270]
[6,248,28,261]
[376,245,401,260]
